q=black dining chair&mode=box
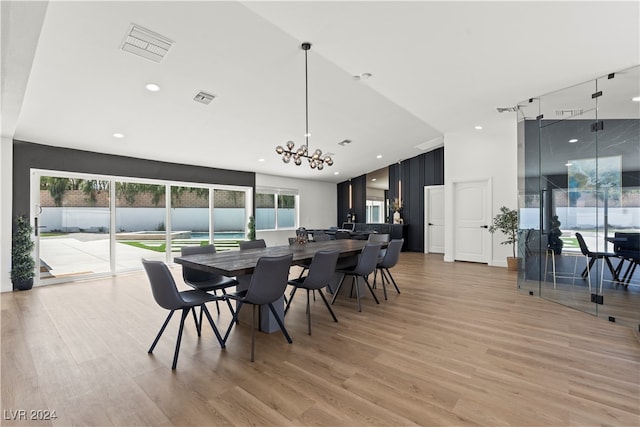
[575,232,618,288]
[285,250,340,335]
[368,233,390,260]
[142,259,225,369]
[373,238,403,300]
[313,233,331,242]
[222,254,294,362]
[181,245,237,317]
[335,231,351,240]
[239,239,267,250]
[331,243,382,312]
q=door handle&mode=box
[480,225,489,228]
[428,223,434,226]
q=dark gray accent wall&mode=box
[336,175,366,226]
[12,140,255,217]
[337,146,444,252]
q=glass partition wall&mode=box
[517,65,640,330]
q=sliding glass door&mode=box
[36,174,111,281]
[32,170,251,285]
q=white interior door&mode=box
[454,179,491,263]
[424,185,444,253]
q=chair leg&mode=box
[171,308,190,370]
[362,275,380,305]
[251,304,256,362]
[379,269,388,300]
[191,306,201,336]
[373,269,378,289]
[223,301,243,344]
[330,274,346,305]
[201,304,225,348]
[306,289,312,335]
[149,310,175,354]
[208,289,221,315]
[384,268,401,294]
[267,303,293,344]
[354,275,362,312]
[221,289,236,318]
[284,286,299,315]
[316,288,338,323]
[582,257,596,278]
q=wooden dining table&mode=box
[174,239,370,332]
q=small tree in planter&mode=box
[488,206,519,271]
[247,216,256,241]
[11,215,36,290]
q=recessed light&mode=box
[113,133,124,139]
[334,171,340,175]
[568,138,578,143]
[258,158,265,162]
[632,96,640,102]
[371,178,377,182]
[145,83,160,92]
[376,154,382,159]
[474,125,483,130]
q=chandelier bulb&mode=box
[286,141,295,150]
[276,145,284,154]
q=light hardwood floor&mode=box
[2,253,638,426]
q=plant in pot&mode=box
[488,206,520,271]
[11,215,36,290]
[247,215,256,241]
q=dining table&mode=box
[174,239,371,332]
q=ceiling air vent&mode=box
[121,24,173,63]
[338,139,352,146]
[194,91,215,105]
[555,108,583,118]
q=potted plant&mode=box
[488,206,519,271]
[11,215,36,290]
[247,215,256,241]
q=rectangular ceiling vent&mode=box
[121,24,173,63]
[194,91,215,105]
[338,139,352,146]
[555,108,583,118]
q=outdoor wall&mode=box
[255,173,336,246]
[39,207,246,233]
[444,122,518,267]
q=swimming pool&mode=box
[191,232,245,240]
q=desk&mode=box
[175,240,370,332]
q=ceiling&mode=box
[2,1,639,184]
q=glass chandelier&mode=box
[276,42,333,170]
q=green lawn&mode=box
[119,239,241,252]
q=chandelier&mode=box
[276,42,333,170]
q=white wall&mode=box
[444,123,518,267]
[1,138,14,292]
[255,173,336,246]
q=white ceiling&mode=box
[2,1,639,184]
